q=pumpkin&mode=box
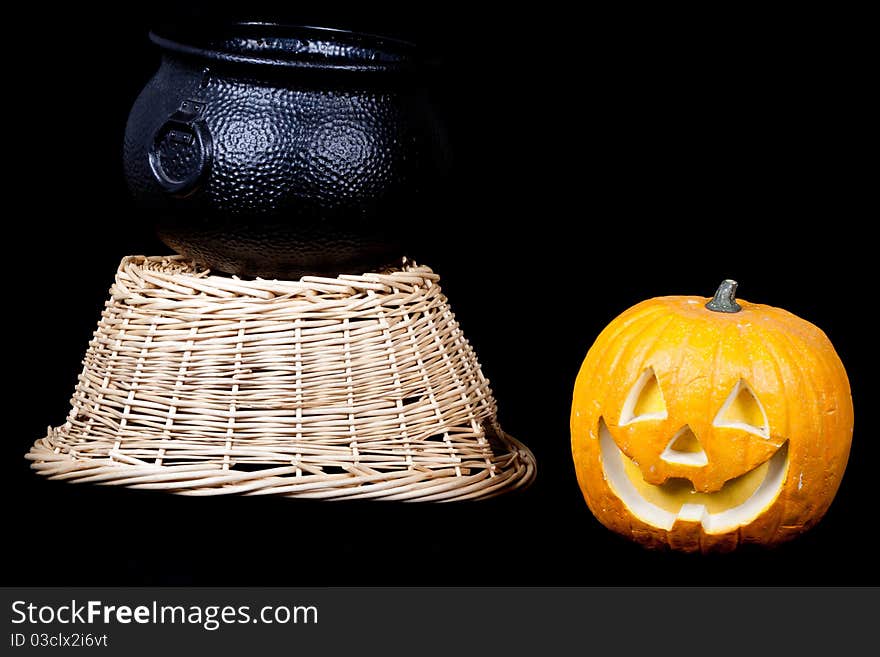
[570,280,854,552]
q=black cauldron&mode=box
[124,22,446,279]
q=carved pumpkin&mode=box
[570,280,854,552]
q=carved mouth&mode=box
[599,420,789,533]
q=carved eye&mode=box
[620,367,668,425]
[713,379,769,439]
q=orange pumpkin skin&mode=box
[570,286,853,553]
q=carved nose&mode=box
[661,425,707,466]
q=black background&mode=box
[3,3,873,585]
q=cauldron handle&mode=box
[147,99,213,197]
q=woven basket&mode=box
[27,256,535,501]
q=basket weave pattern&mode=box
[28,256,535,501]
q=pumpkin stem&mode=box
[706,279,742,313]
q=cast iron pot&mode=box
[124,22,446,279]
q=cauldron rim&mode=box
[149,21,420,73]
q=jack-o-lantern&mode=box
[570,280,854,552]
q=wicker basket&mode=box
[26,256,535,501]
